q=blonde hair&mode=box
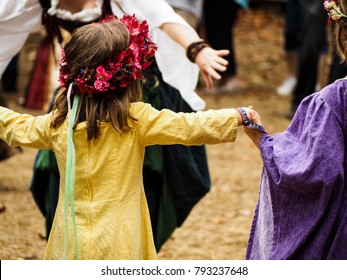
[51,20,142,140]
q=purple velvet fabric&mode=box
[246,79,347,259]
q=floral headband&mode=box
[58,14,157,97]
[324,0,347,22]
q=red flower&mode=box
[94,66,112,91]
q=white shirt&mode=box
[0,0,205,110]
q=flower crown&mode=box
[58,15,157,97]
[324,0,347,22]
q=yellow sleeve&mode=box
[0,106,53,149]
[130,102,238,146]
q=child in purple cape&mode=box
[244,0,347,260]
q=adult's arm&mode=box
[113,0,228,110]
[0,0,42,77]
[134,0,229,89]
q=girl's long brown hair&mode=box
[51,20,142,140]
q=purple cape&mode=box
[247,79,347,260]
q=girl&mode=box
[0,17,262,259]
[0,0,231,250]
[244,0,347,260]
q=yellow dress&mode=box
[0,102,238,259]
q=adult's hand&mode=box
[195,47,230,89]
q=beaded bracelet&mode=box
[236,107,267,133]
[186,40,210,63]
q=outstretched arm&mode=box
[132,103,260,146]
[0,106,52,149]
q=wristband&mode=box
[186,40,210,63]
[236,107,266,133]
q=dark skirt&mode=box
[142,61,211,250]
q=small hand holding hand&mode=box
[236,106,267,149]
[195,47,230,89]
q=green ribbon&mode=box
[64,83,80,259]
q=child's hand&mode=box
[247,106,262,125]
[235,106,262,126]
[235,106,267,149]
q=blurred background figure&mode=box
[286,0,327,118]
[1,54,20,93]
[276,0,299,96]
[276,0,327,97]
[203,0,249,93]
